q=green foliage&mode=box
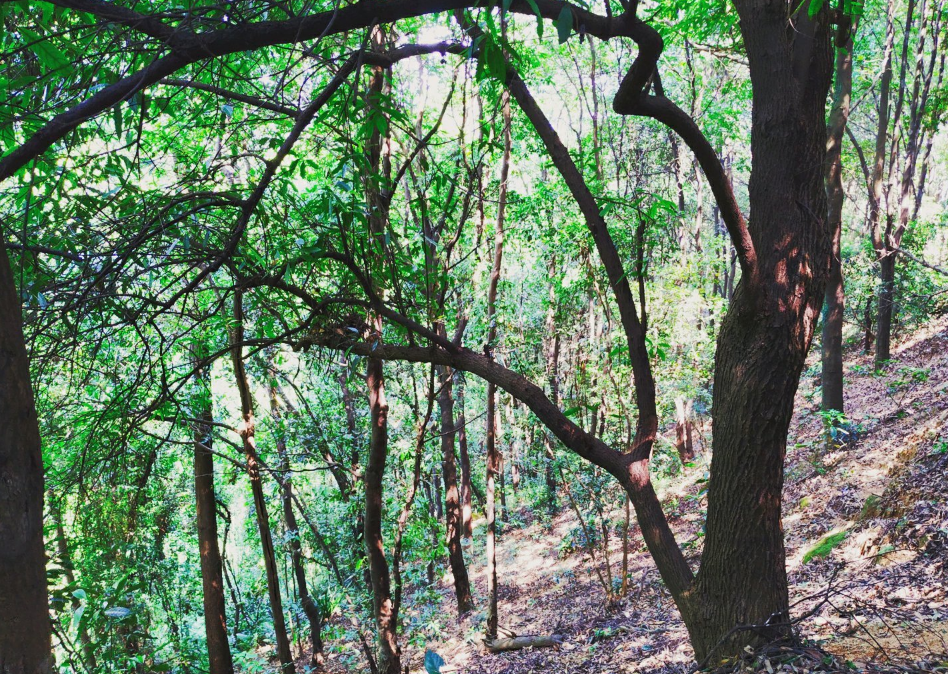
[803,531,848,564]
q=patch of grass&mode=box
[803,530,848,564]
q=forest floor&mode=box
[316,317,948,674]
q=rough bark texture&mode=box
[690,3,833,660]
[0,243,50,674]
[192,353,235,674]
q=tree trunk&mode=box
[192,351,235,674]
[875,251,897,365]
[456,376,474,540]
[0,243,50,674]
[268,369,326,670]
[821,16,856,412]
[365,356,400,674]
[436,362,474,613]
[674,398,696,464]
[688,4,833,661]
[484,86,511,642]
[230,293,295,674]
[363,26,400,673]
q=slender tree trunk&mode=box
[869,5,896,362]
[456,377,474,540]
[821,15,857,412]
[484,88,511,642]
[0,243,50,674]
[363,27,399,673]
[864,295,875,354]
[268,367,326,670]
[543,263,560,513]
[875,252,897,364]
[436,362,474,613]
[192,350,235,674]
[674,398,695,464]
[364,356,399,674]
[229,293,295,674]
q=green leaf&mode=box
[807,0,825,17]
[556,6,573,44]
[525,0,543,39]
[424,649,445,674]
[20,28,68,71]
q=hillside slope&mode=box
[315,318,948,673]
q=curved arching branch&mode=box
[609,17,757,290]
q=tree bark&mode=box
[436,362,474,613]
[674,397,695,464]
[192,349,235,674]
[0,243,50,674]
[364,356,399,674]
[689,3,833,660]
[875,251,897,364]
[483,86,511,642]
[456,376,474,540]
[267,366,326,670]
[821,14,857,413]
[363,26,400,673]
[229,292,295,674]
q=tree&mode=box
[0,0,877,666]
[0,232,49,674]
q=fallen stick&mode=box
[483,634,564,653]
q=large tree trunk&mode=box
[688,3,833,660]
[821,16,857,413]
[230,293,296,674]
[192,351,235,674]
[268,369,326,670]
[0,244,50,674]
[436,363,474,613]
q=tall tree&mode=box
[483,86,511,643]
[363,26,400,674]
[230,292,296,674]
[0,238,49,674]
[191,347,235,674]
[821,5,858,414]
[267,361,326,670]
